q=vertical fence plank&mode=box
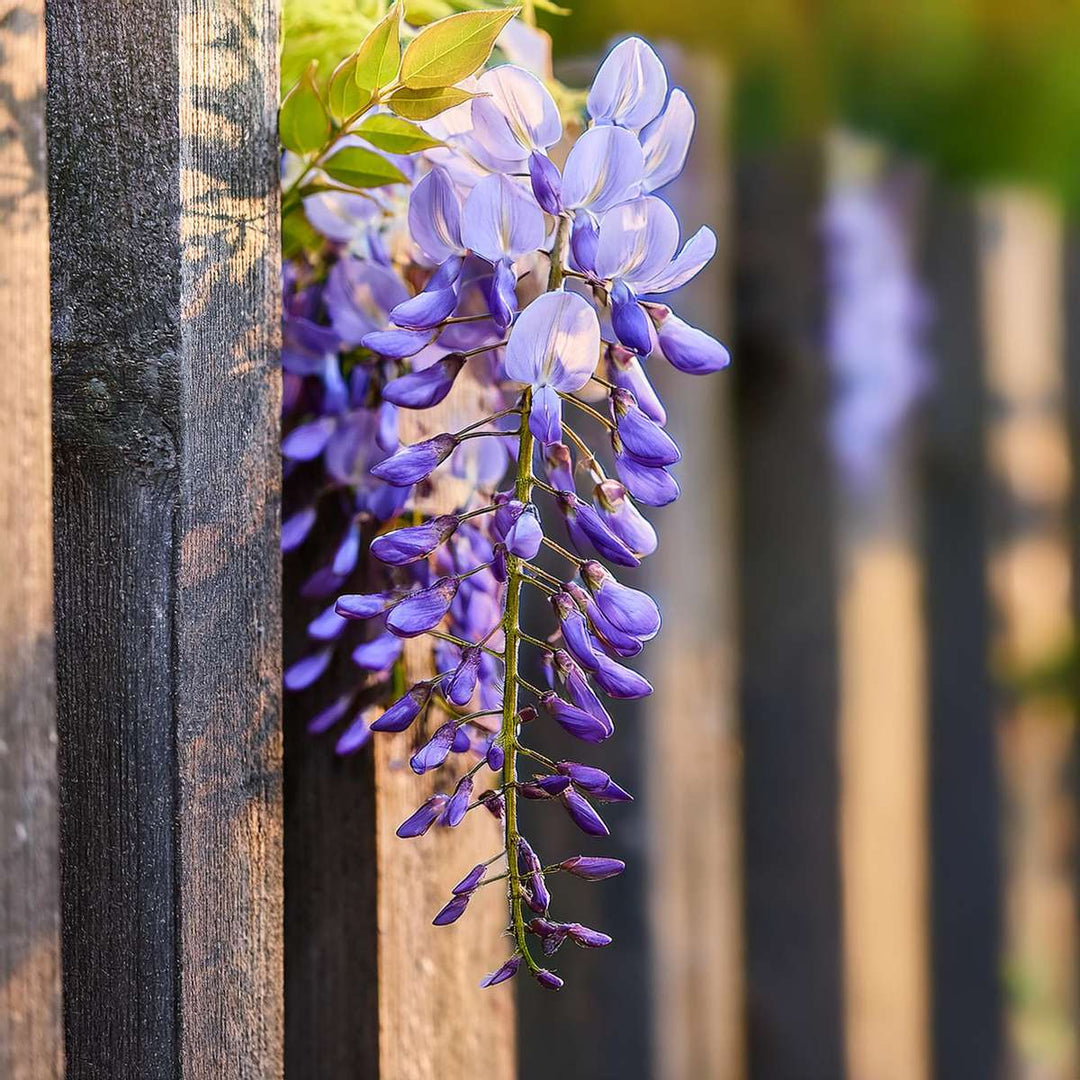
[826,136,931,1080]
[734,145,845,1079]
[923,188,1003,1078]
[46,1,283,1075]
[646,54,743,1080]
[978,190,1078,1079]
[0,3,63,1078]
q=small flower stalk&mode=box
[281,6,728,992]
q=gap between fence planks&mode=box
[46,1,283,1076]
[0,3,63,1078]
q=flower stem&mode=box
[501,386,539,972]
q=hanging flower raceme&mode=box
[280,7,728,994]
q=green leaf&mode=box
[322,145,410,188]
[387,85,483,120]
[327,52,374,122]
[399,7,519,90]
[280,63,332,155]
[403,0,454,24]
[354,114,445,153]
[355,3,402,92]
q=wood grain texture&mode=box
[0,3,63,1078]
[734,146,845,1080]
[375,375,515,1080]
[46,1,282,1075]
[922,188,1003,1079]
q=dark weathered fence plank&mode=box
[46,1,282,1075]
[0,4,63,1078]
[922,186,1003,1080]
[734,145,846,1080]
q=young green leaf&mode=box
[355,114,445,154]
[322,145,410,188]
[403,0,454,23]
[327,52,374,122]
[280,63,331,155]
[355,2,402,93]
[387,85,483,121]
[399,7,519,90]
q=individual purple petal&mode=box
[541,691,613,743]
[529,150,562,215]
[582,560,661,638]
[529,383,563,446]
[282,506,317,552]
[561,125,644,214]
[527,918,569,956]
[350,631,404,671]
[371,433,458,486]
[370,682,432,733]
[566,581,643,658]
[640,88,695,192]
[558,855,625,881]
[593,480,658,557]
[450,725,473,755]
[284,648,333,691]
[557,761,612,792]
[389,284,458,330]
[544,442,576,492]
[383,354,465,409]
[470,65,561,161]
[595,197,679,287]
[608,346,667,425]
[443,646,482,707]
[332,521,361,576]
[452,863,487,895]
[371,515,459,565]
[612,387,680,466]
[592,779,634,803]
[488,258,518,332]
[614,452,680,507]
[334,711,373,755]
[637,225,717,294]
[561,788,609,836]
[524,872,551,914]
[551,592,600,671]
[480,954,522,988]
[433,893,471,926]
[655,311,731,374]
[307,602,348,642]
[527,774,571,798]
[336,591,395,619]
[282,416,336,461]
[397,793,450,838]
[361,327,433,358]
[445,775,474,827]
[566,923,613,949]
[306,694,353,736]
[408,166,464,263]
[591,651,653,699]
[505,503,543,559]
[553,650,613,728]
[410,721,458,774]
[557,491,640,568]
[569,211,599,275]
[506,291,602,394]
[462,173,545,265]
[609,279,653,357]
[386,577,460,637]
[587,36,668,131]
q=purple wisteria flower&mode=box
[281,13,730,992]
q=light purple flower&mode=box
[611,387,680,466]
[284,648,333,691]
[587,37,668,131]
[561,787,609,836]
[468,65,561,169]
[640,88,694,192]
[593,480,657,557]
[581,560,660,639]
[324,257,409,346]
[651,308,731,375]
[541,691,613,743]
[371,433,458,486]
[561,126,644,214]
[408,166,466,264]
[505,292,601,444]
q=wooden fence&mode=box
[3,10,1080,1079]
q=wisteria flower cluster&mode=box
[280,4,729,992]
